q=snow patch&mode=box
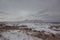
[1,30,43,40]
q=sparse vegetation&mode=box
[0,23,60,40]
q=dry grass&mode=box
[49,24,60,31]
[0,25,60,40]
[49,24,60,29]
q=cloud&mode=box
[0,11,12,15]
[0,0,60,22]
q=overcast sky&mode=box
[0,0,60,22]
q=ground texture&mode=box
[0,23,60,40]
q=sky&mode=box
[0,0,60,22]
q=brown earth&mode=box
[0,25,60,40]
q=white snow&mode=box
[1,30,43,40]
[19,23,60,34]
[0,23,60,40]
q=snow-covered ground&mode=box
[0,23,60,40]
[18,23,60,34]
[1,30,43,40]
